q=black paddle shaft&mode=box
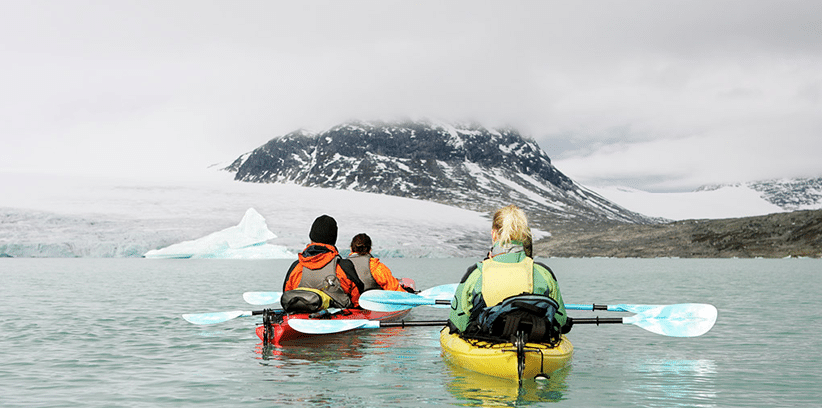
[571,317,624,325]
[378,317,625,328]
[379,320,447,328]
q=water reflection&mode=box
[444,360,570,406]
[252,328,447,406]
[626,359,718,407]
[256,331,368,362]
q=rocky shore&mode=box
[535,209,822,258]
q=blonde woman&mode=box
[447,205,572,340]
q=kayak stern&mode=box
[439,328,573,381]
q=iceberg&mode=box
[143,208,295,259]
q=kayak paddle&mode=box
[243,291,282,306]
[316,284,456,312]
[242,284,458,307]
[182,310,265,325]
[358,289,450,312]
[288,303,718,337]
[418,284,459,301]
[570,303,718,337]
[288,319,447,334]
[565,303,681,313]
[358,289,697,316]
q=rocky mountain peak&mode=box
[226,120,654,229]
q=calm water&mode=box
[1,258,820,407]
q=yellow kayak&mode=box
[439,328,573,382]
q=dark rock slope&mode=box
[536,209,822,258]
[227,120,654,230]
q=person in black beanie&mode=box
[282,215,365,308]
[308,215,338,246]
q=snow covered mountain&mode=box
[226,120,654,229]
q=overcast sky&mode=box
[2,1,820,192]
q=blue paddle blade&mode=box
[565,303,668,313]
[182,310,253,325]
[419,283,457,308]
[359,290,439,312]
[358,297,412,312]
[288,319,380,334]
[419,284,458,300]
[609,304,666,313]
[623,303,718,337]
[359,284,458,311]
[243,291,282,305]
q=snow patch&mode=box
[590,185,785,220]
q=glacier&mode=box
[143,208,294,259]
[2,170,815,258]
[0,171,495,258]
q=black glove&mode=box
[561,317,574,334]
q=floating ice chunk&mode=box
[226,207,277,248]
[144,208,294,259]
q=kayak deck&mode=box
[439,328,573,381]
[256,307,412,345]
[257,278,416,345]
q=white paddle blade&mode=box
[288,319,378,334]
[243,291,282,305]
[624,303,718,337]
[182,310,251,325]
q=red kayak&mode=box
[256,278,415,345]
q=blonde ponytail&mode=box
[491,205,531,246]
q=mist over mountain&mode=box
[226,120,655,230]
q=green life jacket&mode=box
[449,253,567,335]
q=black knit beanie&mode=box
[309,215,338,245]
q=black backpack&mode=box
[462,293,562,345]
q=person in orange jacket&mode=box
[282,215,365,308]
[346,233,409,292]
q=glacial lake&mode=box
[2,257,820,407]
